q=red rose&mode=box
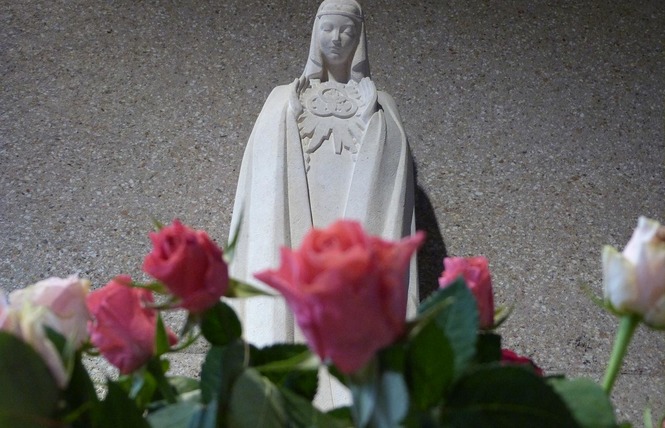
[255,220,424,374]
[439,256,495,329]
[87,276,177,374]
[501,349,544,376]
[143,219,228,313]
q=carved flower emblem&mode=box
[298,80,367,162]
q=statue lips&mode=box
[325,45,343,57]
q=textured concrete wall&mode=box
[2,0,663,423]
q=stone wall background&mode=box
[2,0,663,423]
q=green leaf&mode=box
[371,371,409,428]
[225,278,275,298]
[417,280,478,379]
[227,369,287,428]
[169,376,200,395]
[378,343,406,373]
[376,344,412,426]
[151,217,165,231]
[200,301,242,346]
[44,325,68,354]
[492,305,512,329]
[280,387,350,428]
[96,380,151,428]
[61,351,100,427]
[155,312,172,356]
[549,378,618,428]
[443,365,579,428]
[251,344,319,400]
[475,333,501,364]
[129,369,158,409]
[0,332,60,428]
[348,360,409,428]
[406,322,454,410]
[225,214,242,263]
[348,361,378,428]
[147,401,199,428]
[200,340,245,408]
[132,281,169,294]
[42,329,96,426]
[251,343,312,367]
[326,406,353,423]
[401,409,439,428]
[148,357,178,404]
[188,399,218,428]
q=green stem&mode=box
[602,314,640,394]
[147,358,177,404]
[348,360,379,428]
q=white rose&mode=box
[603,216,665,328]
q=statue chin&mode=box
[227,0,418,410]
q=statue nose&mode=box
[333,29,342,43]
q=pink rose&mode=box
[439,256,495,329]
[501,349,543,376]
[87,276,177,374]
[143,219,228,313]
[255,220,425,374]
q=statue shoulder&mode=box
[253,83,297,118]
[377,90,406,128]
[265,84,295,104]
[377,91,399,113]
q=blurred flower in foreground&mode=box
[255,220,424,374]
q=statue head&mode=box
[302,0,370,83]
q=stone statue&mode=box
[229,0,417,407]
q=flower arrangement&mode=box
[0,217,663,427]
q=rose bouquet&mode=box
[1,217,663,427]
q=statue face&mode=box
[317,15,359,67]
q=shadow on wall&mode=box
[414,164,447,300]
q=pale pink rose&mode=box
[439,256,495,329]
[143,219,229,313]
[0,291,10,331]
[603,216,665,328]
[9,275,91,346]
[16,303,69,386]
[501,349,543,376]
[0,299,68,387]
[87,276,177,374]
[1,276,91,387]
[255,220,425,374]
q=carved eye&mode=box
[342,26,356,37]
[320,23,333,32]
